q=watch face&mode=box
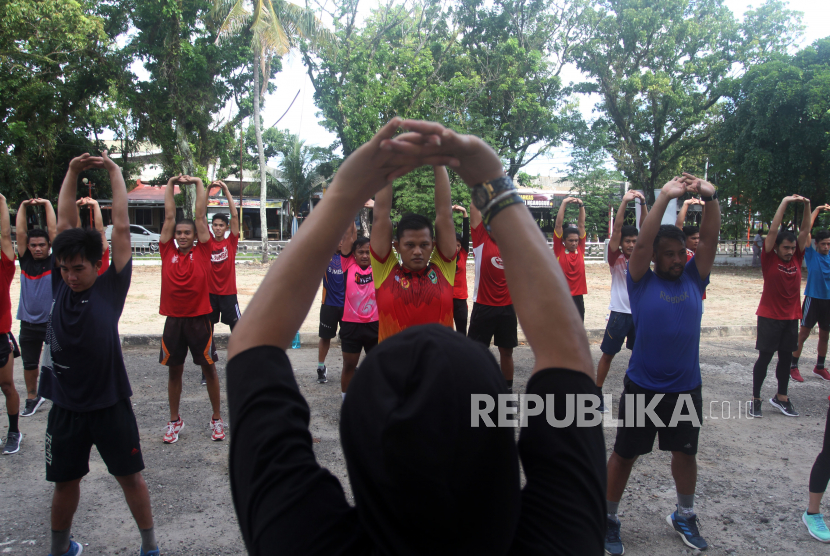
[472,186,491,209]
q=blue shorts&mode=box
[600,311,635,355]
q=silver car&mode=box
[105,224,160,252]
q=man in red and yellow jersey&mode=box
[369,166,458,342]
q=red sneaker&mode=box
[210,418,226,441]
[814,367,830,381]
[791,367,805,382]
[163,417,184,444]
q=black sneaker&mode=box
[605,515,624,555]
[200,374,207,386]
[770,395,799,417]
[317,365,328,384]
[748,399,762,418]
[2,431,22,455]
[21,396,44,417]
[598,388,608,414]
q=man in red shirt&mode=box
[370,166,457,342]
[750,194,812,418]
[158,174,225,443]
[452,205,470,334]
[467,202,517,391]
[553,196,587,321]
[0,193,20,454]
[207,180,240,331]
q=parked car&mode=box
[105,224,160,252]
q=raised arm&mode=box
[810,205,830,228]
[16,200,30,256]
[470,202,482,230]
[639,195,649,226]
[189,177,210,244]
[0,194,14,261]
[681,174,720,280]
[608,190,638,253]
[57,154,104,235]
[454,205,472,250]
[675,199,692,228]
[78,198,108,253]
[339,221,357,257]
[798,196,813,252]
[370,183,393,260]
[160,175,179,244]
[101,152,131,272]
[766,196,802,253]
[433,166,456,258]
[554,197,571,237]
[577,199,586,238]
[629,178,688,282]
[217,180,240,237]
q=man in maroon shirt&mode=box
[750,194,812,418]
[553,197,587,321]
[158,175,225,443]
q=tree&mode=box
[573,0,804,203]
[214,0,333,261]
[717,38,830,225]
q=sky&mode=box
[127,0,830,177]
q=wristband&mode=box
[471,176,514,211]
[700,191,718,202]
[481,192,524,229]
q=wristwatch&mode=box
[700,191,718,202]
[471,176,515,211]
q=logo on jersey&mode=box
[428,270,438,284]
[491,256,504,269]
[354,272,373,285]
[778,264,797,275]
[358,298,376,316]
[399,276,410,289]
[172,254,179,263]
[211,246,229,263]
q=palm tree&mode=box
[244,134,329,237]
[213,0,333,261]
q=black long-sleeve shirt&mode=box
[228,346,606,555]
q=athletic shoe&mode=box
[2,431,22,455]
[748,399,763,418]
[211,418,226,441]
[21,395,45,417]
[814,367,830,382]
[200,373,207,386]
[605,516,624,555]
[803,512,830,542]
[317,365,328,384]
[791,367,805,382]
[140,544,160,556]
[599,396,608,414]
[163,417,184,444]
[667,508,708,550]
[770,396,799,417]
[50,539,83,556]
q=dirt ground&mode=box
[3,338,830,555]
[3,262,779,338]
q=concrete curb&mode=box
[120,324,772,349]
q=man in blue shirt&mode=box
[604,174,720,556]
[791,205,830,382]
[316,223,356,383]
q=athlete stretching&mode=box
[790,204,830,382]
[158,175,225,443]
[452,205,470,334]
[316,223,355,384]
[43,151,158,556]
[750,194,812,418]
[605,174,720,554]
[595,190,647,413]
[370,165,457,341]
[553,197,587,321]
[0,193,20,455]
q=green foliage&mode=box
[573,0,804,203]
[717,37,830,227]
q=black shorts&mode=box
[0,332,20,368]
[600,312,635,355]
[453,298,468,335]
[756,316,799,353]
[613,375,703,459]
[572,295,585,322]
[160,315,218,366]
[340,321,379,354]
[45,399,145,482]
[210,293,241,328]
[468,303,518,349]
[802,297,830,332]
[319,305,344,339]
[19,320,47,371]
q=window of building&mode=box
[135,208,152,226]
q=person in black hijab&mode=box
[226,119,607,555]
